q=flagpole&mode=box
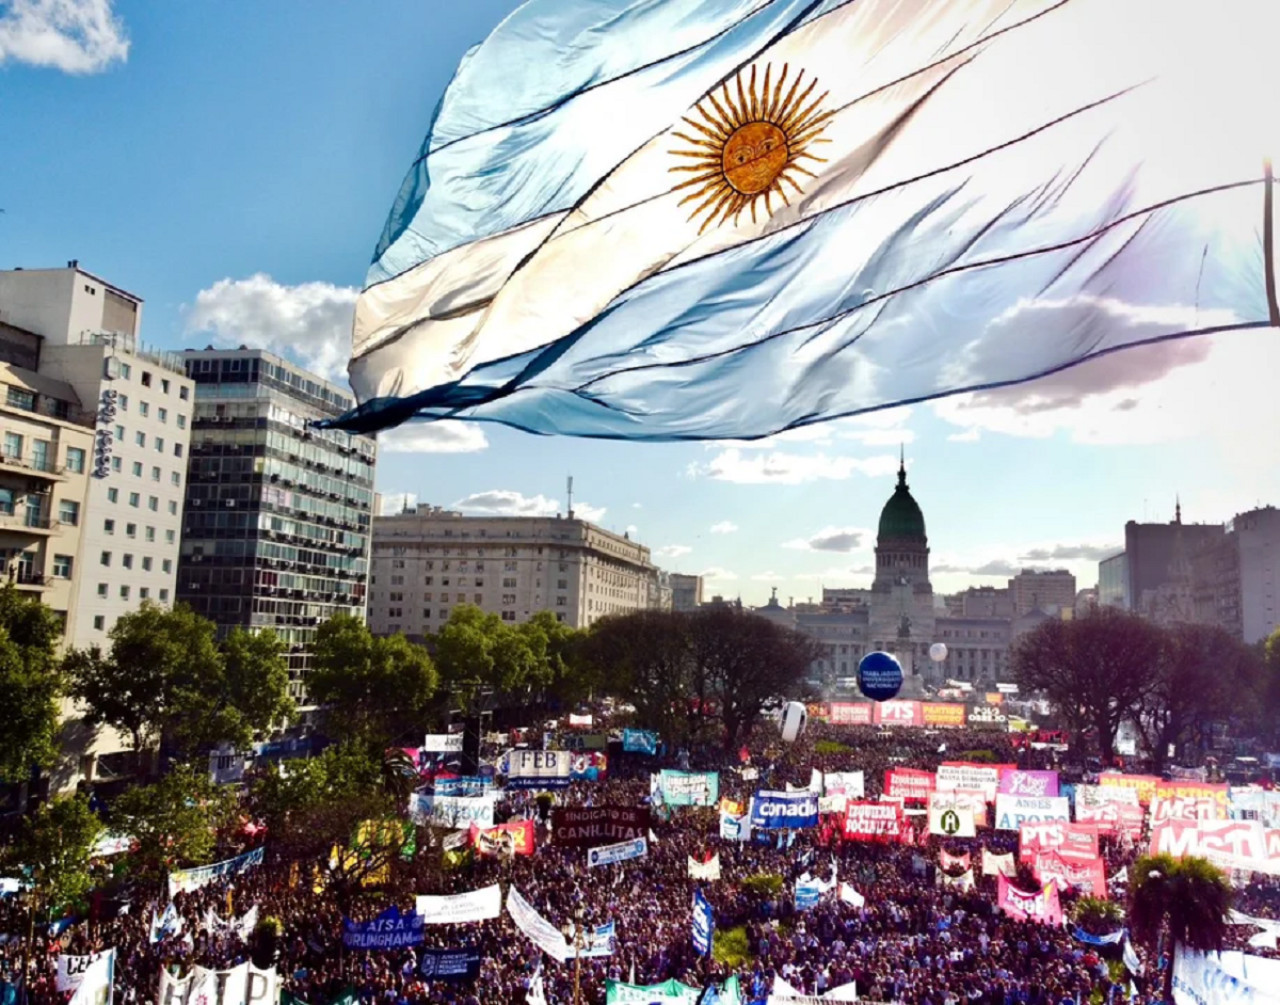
[1265,159,1279,327]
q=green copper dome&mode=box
[877,458,926,542]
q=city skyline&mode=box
[5,0,1279,606]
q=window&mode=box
[66,447,86,473]
[31,439,50,472]
[167,500,177,515]
[424,576,433,586]
[128,492,139,507]
[123,554,135,570]
[501,611,516,622]
[158,407,167,423]
[119,362,132,379]
[97,583,108,598]
[502,594,517,605]
[159,588,169,602]
[148,496,158,511]
[170,471,180,485]
[177,414,186,429]
[141,371,152,388]
[118,394,128,410]
[107,488,118,503]
[93,615,105,631]
[162,558,172,573]
[142,557,153,572]
[100,551,112,566]
[131,462,142,477]
[474,578,484,587]
[58,500,80,525]
[503,578,517,588]
[556,597,567,607]
[474,594,483,603]
[165,529,175,543]
[126,523,136,538]
[140,587,150,600]
[115,424,125,440]
[155,437,164,453]
[150,465,160,481]
[0,488,12,515]
[174,443,183,458]
[52,555,72,578]
[139,402,149,417]
[145,526,155,542]
[120,585,130,599]
[557,579,568,589]
[111,457,122,473]
[161,378,170,394]
[135,431,145,446]
[2,432,22,459]
[390,575,404,585]
[180,386,189,400]
[5,387,34,411]
[104,518,115,534]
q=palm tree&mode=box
[1130,853,1234,1001]
[380,746,420,805]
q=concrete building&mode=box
[946,586,1014,618]
[670,573,704,612]
[1098,552,1129,608]
[177,349,376,701]
[1122,505,1224,612]
[367,507,660,634]
[1190,506,1280,645]
[1008,568,1077,616]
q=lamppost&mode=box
[562,908,588,1005]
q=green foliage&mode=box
[433,605,548,703]
[0,585,65,781]
[110,761,237,875]
[741,872,785,897]
[1131,852,1233,999]
[712,925,753,969]
[308,614,437,746]
[814,740,853,756]
[65,602,293,758]
[955,749,997,763]
[9,794,102,917]
[1072,895,1124,934]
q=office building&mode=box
[1098,552,1129,608]
[1008,568,1077,616]
[367,506,660,634]
[177,349,376,700]
[1122,505,1223,613]
[1190,506,1280,645]
[670,573,704,612]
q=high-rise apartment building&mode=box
[1098,552,1129,608]
[670,573,705,612]
[1190,506,1280,645]
[1008,568,1077,616]
[367,507,660,635]
[177,349,375,700]
[1122,508,1223,613]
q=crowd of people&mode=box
[1,719,1278,1004]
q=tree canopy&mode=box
[8,794,103,918]
[0,584,66,782]
[110,761,238,876]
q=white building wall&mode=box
[0,266,141,347]
[1235,507,1280,645]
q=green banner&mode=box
[605,976,740,1004]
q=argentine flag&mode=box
[333,0,1278,441]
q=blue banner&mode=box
[692,889,714,957]
[419,948,482,981]
[749,791,819,830]
[795,882,822,911]
[656,770,718,807]
[1072,926,1127,946]
[623,729,658,755]
[343,906,424,950]
[433,776,490,797]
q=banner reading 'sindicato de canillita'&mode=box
[551,807,650,847]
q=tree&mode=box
[1134,623,1258,773]
[308,613,438,746]
[110,762,237,876]
[66,602,294,760]
[8,794,102,918]
[1130,853,1233,1001]
[522,611,591,706]
[581,610,694,743]
[1260,627,1280,744]
[0,586,66,782]
[689,608,821,751]
[1012,607,1164,764]
[433,605,544,705]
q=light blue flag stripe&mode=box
[370,0,846,285]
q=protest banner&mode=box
[1153,780,1229,816]
[997,875,1064,925]
[423,733,463,753]
[570,751,608,781]
[929,805,976,838]
[410,793,495,829]
[827,702,873,726]
[588,837,648,868]
[1172,946,1280,1005]
[843,802,905,843]
[1077,801,1146,838]
[418,949,482,982]
[562,733,609,751]
[938,868,975,892]
[1099,773,1161,806]
[922,702,967,727]
[168,847,264,899]
[999,770,1060,798]
[885,768,935,803]
[874,700,923,727]
[1150,820,1280,875]
[342,907,424,950]
[507,887,573,963]
[938,762,1007,801]
[691,890,714,956]
[688,853,721,880]
[67,950,113,1005]
[750,791,820,830]
[720,812,752,842]
[940,849,971,872]
[202,906,258,942]
[604,977,742,1004]
[57,951,112,994]
[655,770,719,807]
[1036,852,1108,897]
[929,789,990,829]
[995,794,1070,831]
[432,776,491,797]
[622,729,658,755]
[823,772,865,798]
[506,750,573,790]
[415,885,502,925]
[1020,821,1101,863]
[983,849,1017,877]
[552,807,650,847]
[469,820,535,857]
[157,962,278,1004]
[1152,794,1226,825]
[818,795,848,815]
[90,834,132,858]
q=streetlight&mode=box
[562,908,588,1005]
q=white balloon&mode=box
[929,642,948,663]
[779,701,808,743]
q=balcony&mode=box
[0,512,60,536]
[9,570,52,591]
[0,451,67,481]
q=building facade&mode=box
[177,349,376,700]
[1008,568,1077,616]
[1122,508,1224,612]
[670,573,704,612]
[1098,552,1129,608]
[1190,506,1280,645]
[367,508,660,634]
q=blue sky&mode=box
[4,0,1278,605]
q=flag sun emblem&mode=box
[670,63,833,233]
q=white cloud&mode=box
[575,502,607,523]
[710,521,738,534]
[947,428,980,443]
[453,490,558,517]
[185,274,357,385]
[700,567,738,581]
[791,566,874,582]
[656,545,693,559]
[625,524,638,536]
[750,571,781,582]
[632,502,643,509]
[378,492,417,516]
[379,422,488,454]
[688,448,898,485]
[0,0,127,73]
[783,526,871,553]
[1018,542,1120,562]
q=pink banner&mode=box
[1076,802,1145,839]
[843,802,905,843]
[999,769,1060,798]
[1035,851,1108,898]
[940,849,971,872]
[874,701,923,727]
[997,874,1064,925]
[828,702,874,726]
[1019,821,1100,863]
[884,768,935,803]
[1149,820,1280,875]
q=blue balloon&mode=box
[858,651,904,702]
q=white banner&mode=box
[507,887,572,963]
[937,763,1002,800]
[720,812,752,842]
[823,772,865,798]
[929,805,977,838]
[507,750,574,789]
[995,794,1070,831]
[689,853,721,880]
[1172,946,1280,1005]
[90,833,132,858]
[424,733,463,753]
[983,849,1017,877]
[203,906,258,942]
[409,792,495,829]
[416,884,502,925]
[588,837,647,868]
[156,962,277,1005]
[58,951,112,994]
[168,847,264,899]
[69,949,113,1005]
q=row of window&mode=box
[99,551,173,574]
[112,360,189,401]
[0,490,80,526]
[101,445,184,487]
[103,486,179,515]
[102,518,176,544]
[95,582,170,601]
[1,432,86,474]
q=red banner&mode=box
[874,700,923,727]
[1035,851,1108,898]
[998,874,1064,925]
[1019,821,1100,863]
[843,802,905,842]
[885,768,936,803]
[1152,781,1229,819]
[828,702,874,726]
[1076,801,1145,839]
[1149,820,1280,874]
[940,849,971,872]
[469,820,536,857]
